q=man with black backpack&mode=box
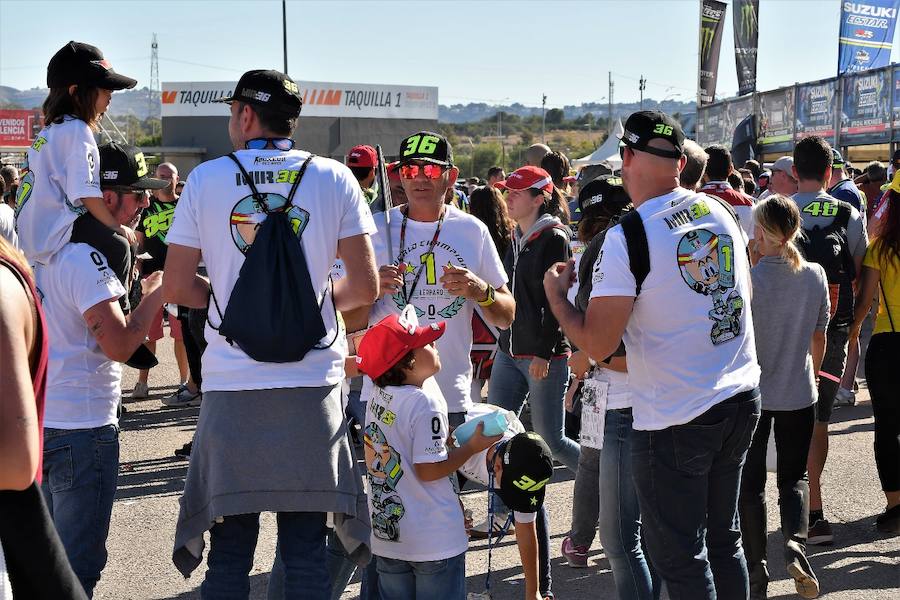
[544,111,760,600]
[790,136,868,546]
[162,69,379,598]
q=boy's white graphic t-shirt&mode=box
[166,149,375,391]
[35,243,125,429]
[590,188,760,431]
[16,117,100,264]
[363,383,468,561]
[366,206,508,414]
[457,404,536,524]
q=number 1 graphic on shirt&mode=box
[420,252,436,285]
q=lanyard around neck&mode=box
[397,206,446,304]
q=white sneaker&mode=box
[131,382,150,399]
[836,387,856,407]
[469,514,515,540]
[161,385,202,408]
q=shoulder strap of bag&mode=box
[208,152,316,329]
[880,280,896,332]
[619,210,649,296]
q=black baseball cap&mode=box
[398,131,453,167]
[620,110,685,159]
[47,41,137,90]
[831,148,845,168]
[99,143,168,190]
[577,175,629,220]
[212,69,303,118]
[496,432,554,513]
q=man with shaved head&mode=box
[545,111,760,600]
[525,143,552,167]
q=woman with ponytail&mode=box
[850,179,900,534]
[739,194,830,599]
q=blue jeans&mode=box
[597,409,660,600]
[40,425,119,598]
[376,552,465,600]
[631,389,761,600]
[202,512,329,600]
[268,530,380,600]
[487,350,580,472]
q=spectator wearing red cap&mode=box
[356,312,501,599]
[489,166,579,469]
[347,144,379,207]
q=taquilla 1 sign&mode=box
[161,80,438,120]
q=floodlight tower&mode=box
[150,33,160,134]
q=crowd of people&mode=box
[1,40,899,600]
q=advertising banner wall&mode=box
[161,80,439,120]
[724,96,755,144]
[838,0,900,74]
[840,67,892,144]
[0,110,40,146]
[698,102,727,146]
[758,87,795,152]
[892,65,900,137]
[733,0,760,96]
[795,78,838,141]
[699,0,728,105]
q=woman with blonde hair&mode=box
[739,194,830,599]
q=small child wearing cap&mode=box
[356,312,501,599]
[15,41,140,297]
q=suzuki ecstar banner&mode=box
[733,0,759,96]
[795,78,838,141]
[838,1,900,74]
[698,0,728,105]
[840,67,892,144]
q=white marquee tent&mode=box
[572,118,624,170]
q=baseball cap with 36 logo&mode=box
[398,131,453,167]
[213,69,303,118]
[620,110,685,159]
[98,143,168,191]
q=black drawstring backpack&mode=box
[208,152,337,363]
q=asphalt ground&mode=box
[92,333,899,599]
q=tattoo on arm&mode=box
[87,314,105,341]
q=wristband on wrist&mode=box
[477,284,496,307]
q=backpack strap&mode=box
[619,210,650,296]
[880,280,896,332]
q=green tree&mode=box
[545,108,564,126]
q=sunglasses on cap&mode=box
[619,143,681,160]
[245,137,295,151]
[399,164,447,179]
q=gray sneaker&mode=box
[131,382,150,399]
[161,386,202,408]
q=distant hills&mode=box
[0,85,696,124]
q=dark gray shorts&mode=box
[815,325,849,423]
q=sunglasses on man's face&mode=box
[618,145,633,160]
[245,137,295,151]
[399,164,447,179]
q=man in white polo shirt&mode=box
[545,111,761,600]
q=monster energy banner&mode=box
[796,78,838,141]
[758,87,795,152]
[840,67,892,144]
[699,0,728,105]
[838,1,900,74]
[733,0,759,96]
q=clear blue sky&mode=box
[1,0,897,108]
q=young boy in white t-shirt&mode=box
[356,312,501,600]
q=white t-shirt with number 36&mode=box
[15,117,101,265]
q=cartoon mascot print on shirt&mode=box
[676,228,744,345]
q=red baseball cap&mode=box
[356,313,446,379]
[495,166,554,194]
[387,161,400,181]
[347,145,377,169]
